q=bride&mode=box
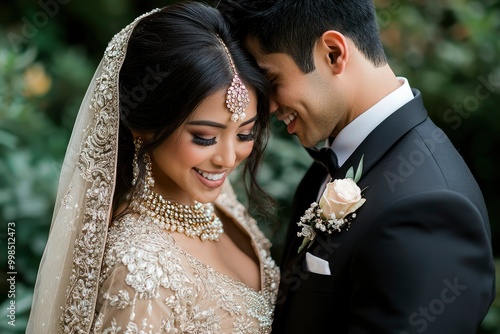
[27,2,279,333]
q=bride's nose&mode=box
[211,140,236,168]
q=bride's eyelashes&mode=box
[191,131,255,146]
[192,134,216,146]
[237,132,255,142]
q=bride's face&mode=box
[147,88,258,205]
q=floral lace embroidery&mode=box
[59,9,160,334]
[57,7,279,331]
[103,290,131,310]
[94,189,279,333]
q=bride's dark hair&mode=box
[114,1,273,217]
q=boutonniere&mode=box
[297,156,366,253]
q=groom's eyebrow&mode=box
[262,67,274,77]
[187,115,257,129]
[262,67,278,82]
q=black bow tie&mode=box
[306,146,340,177]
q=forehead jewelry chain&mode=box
[131,137,224,241]
[216,35,250,122]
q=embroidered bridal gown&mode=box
[26,7,279,334]
[92,184,279,333]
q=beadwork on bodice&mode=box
[93,184,279,333]
[26,5,279,334]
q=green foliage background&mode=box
[0,0,499,332]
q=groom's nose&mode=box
[269,99,279,114]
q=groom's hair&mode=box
[219,0,388,73]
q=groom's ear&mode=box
[318,30,349,75]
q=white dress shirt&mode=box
[316,77,414,199]
[332,77,414,167]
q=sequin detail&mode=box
[58,9,160,334]
[94,185,279,333]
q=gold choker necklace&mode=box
[133,190,224,242]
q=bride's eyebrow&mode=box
[240,115,258,127]
[187,115,258,129]
[187,120,226,129]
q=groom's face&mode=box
[246,37,347,147]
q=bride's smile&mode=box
[140,88,258,206]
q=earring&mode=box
[143,147,155,189]
[132,137,155,189]
[132,137,141,186]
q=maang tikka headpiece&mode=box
[216,35,250,122]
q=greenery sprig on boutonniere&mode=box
[297,156,366,253]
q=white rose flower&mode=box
[319,178,366,219]
[296,156,366,254]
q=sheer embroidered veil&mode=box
[26,9,160,334]
[26,2,274,331]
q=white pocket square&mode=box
[305,252,331,275]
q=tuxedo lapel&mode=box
[283,90,427,267]
[334,89,428,181]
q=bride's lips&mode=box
[194,168,227,188]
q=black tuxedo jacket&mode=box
[272,90,495,333]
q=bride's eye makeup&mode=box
[192,134,217,146]
[237,132,255,142]
[188,115,257,146]
[237,118,257,142]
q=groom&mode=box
[220,0,495,333]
